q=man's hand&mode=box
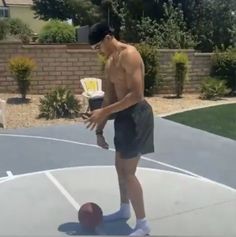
[97,134,109,149]
[84,108,109,131]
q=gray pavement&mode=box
[0,117,236,236]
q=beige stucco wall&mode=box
[9,5,47,33]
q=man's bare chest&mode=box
[106,59,125,84]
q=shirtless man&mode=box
[85,21,154,236]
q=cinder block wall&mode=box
[0,43,213,95]
[157,49,212,94]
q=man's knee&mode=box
[116,165,134,181]
[115,159,124,176]
[123,157,140,174]
[115,152,140,176]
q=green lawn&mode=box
[164,103,236,140]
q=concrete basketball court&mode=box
[0,116,236,236]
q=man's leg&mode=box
[115,151,129,204]
[121,154,150,236]
[103,152,131,221]
[122,155,145,219]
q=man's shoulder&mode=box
[121,44,138,54]
[120,45,141,61]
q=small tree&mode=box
[172,52,189,98]
[32,0,101,26]
[120,1,196,48]
[156,1,196,49]
[9,56,36,100]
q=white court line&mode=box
[0,133,200,178]
[6,170,14,178]
[45,171,106,235]
[1,165,236,194]
[0,134,98,148]
[108,148,200,178]
[45,171,80,211]
[0,166,234,236]
[0,171,14,182]
[0,133,235,193]
[0,176,8,181]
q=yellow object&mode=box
[80,77,104,113]
[80,78,102,93]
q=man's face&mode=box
[91,38,105,54]
[91,35,110,56]
[91,40,103,51]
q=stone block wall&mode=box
[0,43,213,95]
[0,43,103,94]
[157,49,212,94]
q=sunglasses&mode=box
[91,40,103,50]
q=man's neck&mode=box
[108,39,122,57]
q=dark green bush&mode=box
[136,43,159,96]
[7,18,32,43]
[38,20,76,43]
[0,18,32,43]
[0,19,9,40]
[200,77,230,100]
[211,48,236,93]
[39,87,81,119]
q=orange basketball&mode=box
[78,202,103,230]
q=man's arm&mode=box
[103,48,144,115]
[96,70,117,133]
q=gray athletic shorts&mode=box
[114,100,154,159]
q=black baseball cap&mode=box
[88,21,114,45]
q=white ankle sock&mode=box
[136,217,147,226]
[129,218,151,236]
[103,203,131,222]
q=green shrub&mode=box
[7,18,32,43]
[200,77,230,100]
[172,52,189,98]
[0,18,32,43]
[211,48,236,93]
[38,20,76,43]
[0,19,9,40]
[136,43,159,96]
[39,87,81,119]
[9,56,36,99]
